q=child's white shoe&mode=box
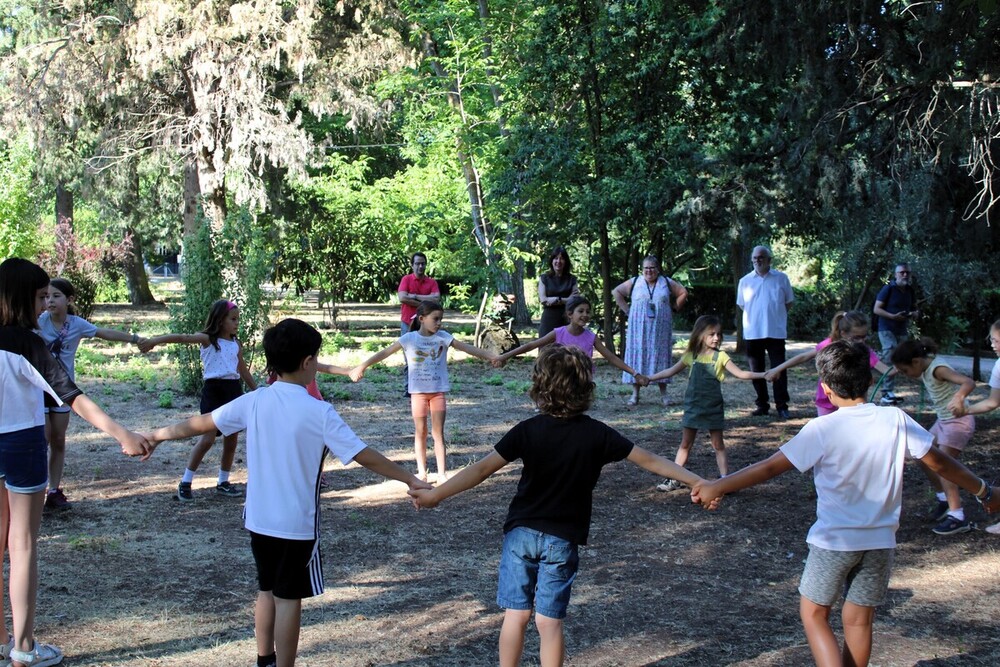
[9,641,62,667]
[985,522,1000,535]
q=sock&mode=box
[257,653,276,667]
[936,492,947,502]
[948,508,966,522]
[181,469,196,484]
[218,470,230,485]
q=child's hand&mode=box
[985,486,1000,514]
[764,370,781,383]
[137,433,161,461]
[951,401,968,418]
[491,357,507,369]
[120,431,151,458]
[348,366,365,383]
[407,487,439,509]
[946,395,965,416]
[634,374,650,387]
[691,479,723,509]
[138,339,156,353]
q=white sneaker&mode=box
[656,479,682,492]
[985,522,1000,535]
[9,641,62,667]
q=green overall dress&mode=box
[681,351,725,431]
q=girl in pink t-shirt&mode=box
[494,296,644,382]
[766,311,892,416]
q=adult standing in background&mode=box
[398,252,440,335]
[737,245,794,418]
[613,255,688,406]
[873,262,919,405]
[537,247,580,336]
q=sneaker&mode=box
[880,392,902,406]
[656,479,683,492]
[176,482,194,502]
[776,409,791,419]
[9,640,63,667]
[43,488,70,511]
[878,396,896,406]
[985,522,1000,535]
[928,500,949,522]
[932,515,971,535]
[215,481,243,497]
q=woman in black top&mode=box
[537,247,580,336]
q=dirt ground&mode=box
[33,301,1000,666]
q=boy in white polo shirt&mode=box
[692,340,999,667]
[144,318,430,667]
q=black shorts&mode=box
[250,532,324,600]
[200,379,243,436]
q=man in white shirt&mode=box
[736,246,795,418]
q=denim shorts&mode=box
[0,426,49,494]
[799,545,894,607]
[497,526,579,620]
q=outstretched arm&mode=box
[691,451,795,508]
[353,447,432,492]
[725,359,765,381]
[495,332,556,366]
[765,348,817,381]
[68,394,150,458]
[408,451,509,508]
[140,413,219,460]
[317,362,352,377]
[955,387,1000,417]
[451,339,498,362]
[648,359,687,383]
[350,341,403,381]
[94,327,143,347]
[592,337,640,377]
[627,446,702,487]
[139,332,210,353]
[919,445,1000,513]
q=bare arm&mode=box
[451,338,497,362]
[873,299,907,322]
[612,279,634,315]
[957,387,1000,417]
[932,365,976,414]
[68,393,150,458]
[669,280,688,310]
[139,332,210,352]
[592,337,638,376]
[537,279,551,307]
[317,362,351,377]
[919,445,1000,513]
[409,451,509,508]
[692,451,795,508]
[353,447,431,491]
[766,348,817,380]
[93,327,140,345]
[142,413,218,461]
[237,342,257,390]
[498,332,557,364]
[648,359,688,383]
[724,359,765,381]
[627,446,702,487]
[350,341,403,381]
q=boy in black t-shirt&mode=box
[409,344,702,667]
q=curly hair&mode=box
[529,344,594,417]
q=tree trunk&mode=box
[124,226,157,304]
[55,183,73,225]
[182,160,201,236]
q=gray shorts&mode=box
[798,545,894,607]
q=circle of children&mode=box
[2,255,1000,667]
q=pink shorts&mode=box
[930,415,975,451]
[411,392,447,419]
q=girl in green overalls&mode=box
[643,315,765,491]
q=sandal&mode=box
[10,640,63,667]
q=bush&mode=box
[170,221,222,395]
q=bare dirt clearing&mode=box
[35,301,1000,666]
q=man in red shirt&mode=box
[397,252,441,335]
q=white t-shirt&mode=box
[201,338,241,380]
[400,330,455,394]
[989,358,1000,390]
[36,312,98,381]
[212,381,367,540]
[736,269,794,340]
[780,403,933,551]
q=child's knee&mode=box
[534,613,563,636]
[503,609,532,630]
[841,601,875,629]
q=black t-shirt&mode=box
[1,326,81,412]
[495,413,634,545]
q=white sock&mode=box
[181,469,196,484]
[936,492,947,502]
[218,470,230,485]
[948,508,966,522]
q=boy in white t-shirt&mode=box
[693,340,999,667]
[144,319,430,667]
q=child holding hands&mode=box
[410,344,701,667]
[691,340,999,667]
[643,315,764,490]
[142,318,430,667]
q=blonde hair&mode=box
[829,310,869,341]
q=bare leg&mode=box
[429,409,448,479]
[939,445,962,512]
[411,406,429,480]
[185,432,218,472]
[709,429,728,477]
[629,384,640,405]
[219,433,239,474]
[273,596,302,667]
[535,613,565,667]
[499,609,531,667]
[799,596,841,667]
[916,459,944,492]
[255,590,276,658]
[674,428,696,468]
[7,489,45,653]
[841,601,876,667]
[44,412,71,490]
[0,484,9,646]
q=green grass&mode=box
[482,374,505,386]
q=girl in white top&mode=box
[140,299,257,501]
[37,277,147,510]
[350,301,496,481]
[891,337,977,535]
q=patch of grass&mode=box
[361,388,379,402]
[362,339,386,352]
[158,391,174,408]
[503,380,532,394]
[68,535,121,552]
[482,374,504,386]
[329,387,351,401]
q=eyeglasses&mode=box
[987,335,1000,345]
[752,256,770,262]
[896,270,910,275]
[642,266,658,272]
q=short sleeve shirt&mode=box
[495,414,633,545]
[989,357,1000,390]
[736,269,794,340]
[36,312,98,381]
[680,350,731,381]
[779,403,933,551]
[1,326,81,433]
[212,382,367,539]
[398,275,440,326]
[874,282,916,336]
[399,330,454,393]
